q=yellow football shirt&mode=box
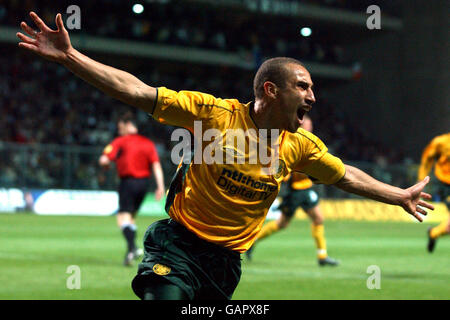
[151,87,345,252]
[418,133,450,184]
[283,172,314,190]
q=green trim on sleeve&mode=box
[150,87,159,115]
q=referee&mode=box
[99,112,165,266]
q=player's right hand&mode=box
[17,12,73,63]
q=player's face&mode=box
[276,64,315,133]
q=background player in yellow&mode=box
[16,12,435,300]
[418,133,450,252]
[246,115,339,266]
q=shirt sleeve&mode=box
[150,87,235,131]
[300,152,346,185]
[147,141,160,163]
[103,138,121,161]
[291,130,345,185]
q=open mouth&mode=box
[297,104,312,121]
[297,108,306,121]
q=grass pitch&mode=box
[0,214,448,300]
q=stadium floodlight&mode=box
[132,4,144,14]
[300,27,312,37]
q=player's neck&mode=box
[252,100,281,133]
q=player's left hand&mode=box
[400,176,434,222]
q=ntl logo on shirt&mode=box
[217,168,279,201]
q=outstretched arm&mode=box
[335,165,434,222]
[17,12,156,113]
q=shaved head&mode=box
[253,57,305,99]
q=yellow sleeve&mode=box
[418,138,438,181]
[290,172,313,189]
[151,87,235,131]
[301,153,346,185]
[291,130,345,185]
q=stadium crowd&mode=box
[0,0,406,190]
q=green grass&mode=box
[0,214,448,300]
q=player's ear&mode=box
[263,81,278,99]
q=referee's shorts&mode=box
[132,219,242,300]
[118,177,149,214]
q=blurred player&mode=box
[17,12,434,300]
[418,133,450,252]
[246,116,339,266]
[99,112,165,266]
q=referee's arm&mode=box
[152,161,165,201]
[17,12,157,113]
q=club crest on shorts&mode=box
[153,263,171,275]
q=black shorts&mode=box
[278,187,320,217]
[132,219,242,300]
[436,181,450,210]
[118,177,149,214]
